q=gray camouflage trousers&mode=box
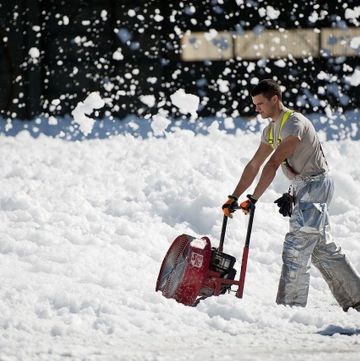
[276,173,360,309]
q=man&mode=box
[222,79,360,311]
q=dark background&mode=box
[0,0,358,120]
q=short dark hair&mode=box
[250,79,282,101]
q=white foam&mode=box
[71,92,105,135]
[170,89,199,120]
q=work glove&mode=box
[222,195,238,218]
[239,194,257,215]
[274,193,295,217]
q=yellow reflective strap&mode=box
[278,110,293,143]
[269,126,274,145]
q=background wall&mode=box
[0,0,359,120]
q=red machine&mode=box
[156,205,255,306]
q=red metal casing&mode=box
[156,230,252,305]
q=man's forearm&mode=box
[232,162,260,198]
[252,161,279,199]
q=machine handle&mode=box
[244,203,255,247]
[218,215,228,252]
[236,203,255,298]
[218,203,255,251]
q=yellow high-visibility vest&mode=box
[268,110,294,148]
[268,109,299,175]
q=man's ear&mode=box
[271,95,278,104]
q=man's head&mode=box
[251,79,282,119]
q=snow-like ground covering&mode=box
[0,120,360,360]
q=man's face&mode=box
[251,94,277,119]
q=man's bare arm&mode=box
[252,135,300,199]
[232,142,273,198]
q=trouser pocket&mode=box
[291,201,327,235]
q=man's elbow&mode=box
[264,159,281,173]
[245,159,260,173]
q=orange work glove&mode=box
[240,194,257,215]
[222,195,238,218]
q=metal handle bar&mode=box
[218,204,255,252]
